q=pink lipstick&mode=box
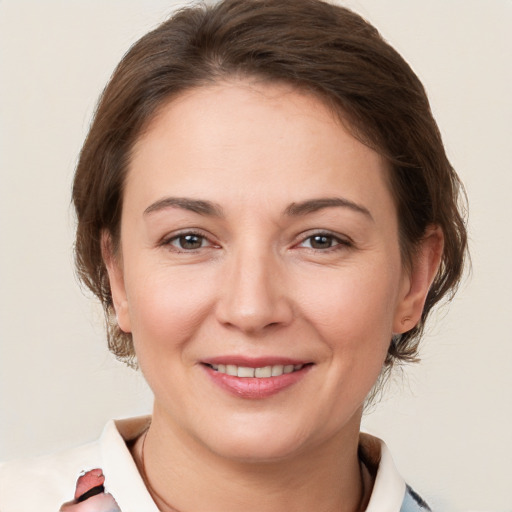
[201,357,312,399]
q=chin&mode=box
[207,430,310,464]
[194,410,343,465]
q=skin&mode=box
[105,80,443,512]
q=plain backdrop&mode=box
[0,1,511,510]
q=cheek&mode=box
[124,266,216,357]
[289,265,400,432]
[297,261,399,364]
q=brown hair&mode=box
[73,0,467,369]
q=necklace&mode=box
[140,427,181,512]
[139,427,369,512]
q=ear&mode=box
[393,225,444,334]
[101,231,132,333]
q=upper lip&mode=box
[201,356,311,367]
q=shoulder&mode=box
[0,435,103,511]
[0,417,155,511]
[0,417,152,512]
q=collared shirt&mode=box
[0,417,430,511]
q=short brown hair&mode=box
[73,0,467,369]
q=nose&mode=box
[215,245,294,334]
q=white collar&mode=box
[100,417,159,511]
[102,418,407,512]
[359,432,407,512]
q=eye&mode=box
[166,233,210,251]
[299,233,350,250]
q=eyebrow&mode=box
[144,197,224,217]
[143,196,372,221]
[284,197,373,220]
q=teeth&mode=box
[209,363,304,378]
[237,366,255,378]
[271,365,284,376]
[254,366,272,378]
[226,364,237,376]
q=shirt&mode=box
[0,416,430,511]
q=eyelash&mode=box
[161,230,352,253]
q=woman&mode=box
[0,0,467,510]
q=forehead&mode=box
[126,81,393,217]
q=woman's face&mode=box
[108,81,420,461]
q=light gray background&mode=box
[1,1,511,510]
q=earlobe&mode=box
[393,226,444,334]
[101,231,132,334]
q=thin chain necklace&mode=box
[140,428,181,512]
[139,428,369,512]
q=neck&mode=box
[133,407,371,512]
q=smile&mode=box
[202,361,313,399]
[206,363,305,378]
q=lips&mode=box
[201,357,312,399]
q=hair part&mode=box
[73,0,468,371]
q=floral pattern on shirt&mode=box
[59,469,121,511]
[401,485,432,511]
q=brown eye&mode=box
[309,235,333,249]
[304,234,336,249]
[299,233,350,251]
[169,233,206,250]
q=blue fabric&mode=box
[400,485,432,511]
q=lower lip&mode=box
[202,364,312,399]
